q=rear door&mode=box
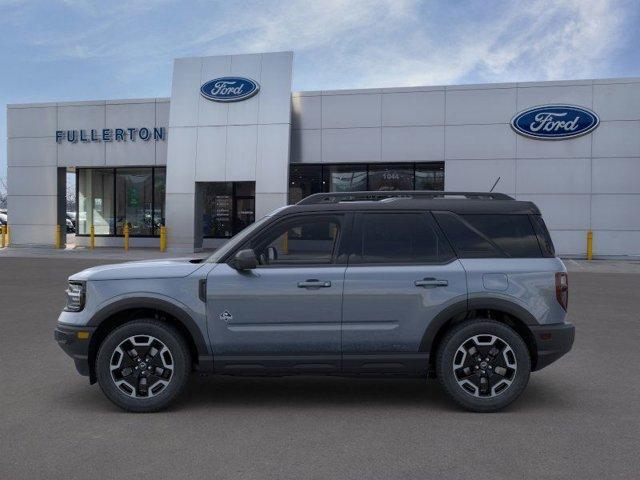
[341,211,467,374]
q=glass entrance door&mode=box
[234,197,255,233]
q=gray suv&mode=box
[55,191,574,413]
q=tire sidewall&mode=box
[437,320,531,412]
[96,320,190,413]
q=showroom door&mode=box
[206,213,348,374]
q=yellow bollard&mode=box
[1,225,6,248]
[587,230,593,261]
[55,225,62,249]
[90,225,95,249]
[5,225,9,246]
[124,225,129,251]
[160,226,167,252]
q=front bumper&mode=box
[54,323,96,377]
[530,322,575,371]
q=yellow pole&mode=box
[90,225,95,250]
[160,226,167,252]
[5,225,9,246]
[55,225,62,249]
[1,225,5,248]
[587,230,593,261]
[124,225,129,251]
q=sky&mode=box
[1,0,640,190]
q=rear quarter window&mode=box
[434,212,543,258]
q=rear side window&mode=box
[462,215,542,258]
[351,212,454,264]
[530,214,556,257]
[434,212,543,258]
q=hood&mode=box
[69,258,205,281]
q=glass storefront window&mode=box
[78,169,114,235]
[324,164,367,192]
[201,182,255,238]
[77,167,165,237]
[368,164,413,191]
[415,163,445,191]
[288,162,445,203]
[116,169,153,236]
[289,164,323,204]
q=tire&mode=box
[436,319,531,412]
[96,320,191,413]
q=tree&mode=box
[0,176,7,209]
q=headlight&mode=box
[65,281,85,312]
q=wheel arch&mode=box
[87,298,211,384]
[421,298,539,373]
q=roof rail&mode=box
[296,191,514,205]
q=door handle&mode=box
[414,278,448,288]
[297,279,332,289]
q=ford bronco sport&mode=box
[55,191,574,412]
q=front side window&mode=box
[352,212,453,264]
[243,215,342,266]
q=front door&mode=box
[206,213,348,374]
[341,212,467,374]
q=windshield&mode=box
[206,215,273,263]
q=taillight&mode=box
[555,272,568,311]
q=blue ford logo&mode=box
[200,77,260,102]
[511,105,599,140]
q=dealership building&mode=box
[6,51,640,256]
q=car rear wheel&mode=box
[436,319,531,412]
[96,320,191,412]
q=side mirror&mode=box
[231,249,258,270]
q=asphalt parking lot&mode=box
[1,257,639,479]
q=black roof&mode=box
[278,191,540,216]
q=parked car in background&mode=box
[55,191,574,413]
[0,212,7,226]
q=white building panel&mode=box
[7,106,57,138]
[290,129,321,164]
[381,126,444,161]
[445,159,515,195]
[321,94,381,129]
[258,52,294,125]
[322,128,381,163]
[292,95,321,130]
[256,124,289,194]
[195,126,227,181]
[169,57,202,127]
[381,91,445,127]
[591,195,640,230]
[592,121,640,157]
[225,125,257,180]
[516,84,592,110]
[165,127,196,194]
[516,158,591,194]
[227,54,261,126]
[592,158,640,193]
[593,231,640,256]
[445,124,516,159]
[7,137,57,167]
[593,82,640,121]
[7,166,58,196]
[446,88,516,125]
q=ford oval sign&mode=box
[511,105,599,140]
[200,77,260,102]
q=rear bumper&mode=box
[530,322,575,371]
[54,324,96,377]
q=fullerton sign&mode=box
[56,127,166,143]
[511,105,599,140]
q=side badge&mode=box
[219,310,233,323]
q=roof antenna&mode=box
[489,176,501,193]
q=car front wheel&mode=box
[436,319,531,412]
[96,320,191,412]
